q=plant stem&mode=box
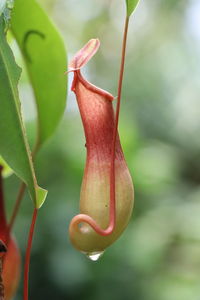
[7,141,40,299]
[23,141,40,300]
[23,208,38,300]
[109,16,130,231]
[8,183,26,232]
[8,140,40,232]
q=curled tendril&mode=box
[69,212,115,237]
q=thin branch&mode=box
[8,139,40,232]
[23,208,38,300]
[109,16,130,231]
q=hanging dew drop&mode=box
[85,251,104,261]
[87,251,104,261]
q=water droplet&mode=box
[85,251,104,261]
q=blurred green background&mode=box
[4,0,200,299]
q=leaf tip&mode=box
[35,186,48,209]
[126,0,140,17]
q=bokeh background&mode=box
[4,0,200,299]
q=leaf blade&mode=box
[0,156,13,177]
[0,17,47,208]
[11,0,67,146]
[126,0,140,17]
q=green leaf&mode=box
[11,0,67,146]
[0,156,13,177]
[126,0,140,17]
[0,1,6,16]
[0,17,47,208]
[0,0,14,29]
